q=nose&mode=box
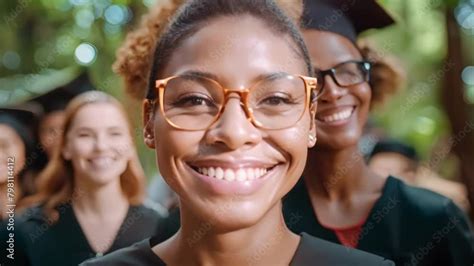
[93,133,110,152]
[205,96,262,150]
[319,75,348,103]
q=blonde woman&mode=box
[5,91,163,266]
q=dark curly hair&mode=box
[358,40,405,109]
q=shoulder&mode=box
[130,203,166,221]
[80,238,165,266]
[14,205,51,235]
[292,233,394,266]
[387,176,458,220]
[122,204,170,240]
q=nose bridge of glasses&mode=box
[214,94,255,131]
[222,89,253,119]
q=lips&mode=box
[316,106,355,124]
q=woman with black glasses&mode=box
[283,0,474,265]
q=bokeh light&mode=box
[104,5,128,25]
[74,43,97,65]
[2,51,21,70]
[455,1,474,31]
[75,9,95,28]
[414,116,436,135]
[69,0,90,6]
[462,66,474,86]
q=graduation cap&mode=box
[0,106,38,156]
[370,139,419,162]
[302,0,395,42]
[32,72,96,114]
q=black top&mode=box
[80,233,394,266]
[0,203,163,266]
[282,176,474,266]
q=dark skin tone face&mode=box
[302,30,386,228]
[306,31,371,150]
[144,15,316,265]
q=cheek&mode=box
[114,137,134,157]
[154,123,204,182]
[271,118,311,179]
[68,139,94,159]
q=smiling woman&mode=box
[81,0,394,265]
[5,91,164,266]
[282,0,474,265]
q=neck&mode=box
[304,145,370,200]
[72,176,128,216]
[167,201,299,265]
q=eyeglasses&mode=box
[315,60,371,92]
[150,73,319,131]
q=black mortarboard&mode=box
[302,0,395,42]
[0,106,38,156]
[370,139,419,162]
[32,72,95,114]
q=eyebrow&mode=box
[74,126,125,132]
[179,70,290,84]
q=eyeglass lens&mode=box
[161,74,309,130]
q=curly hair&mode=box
[113,0,185,99]
[114,0,306,100]
[358,40,406,109]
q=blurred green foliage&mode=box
[0,0,472,177]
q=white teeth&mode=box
[319,108,353,123]
[224,168,235,181]
[236,169,246,181]
[196,166,271,181]
[215,167,224,180]
[208,167,215,178]
[247,168,255,180]
[90,157,114,168]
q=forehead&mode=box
[302,29,362,70]
[162,15,306,85]
[372,152,412,167]
[0,124,21,140]
[70,103,128,130]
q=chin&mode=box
[317,132,361,151]
[186,198,272,233]
[83,172,122,187]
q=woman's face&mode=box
[302,30,371,150]
[0,124,26,183]
[63,103,133,187]
[144,15,316,230]
[39,110,66,158]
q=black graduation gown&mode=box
[80,233,395,266]
[282,176,474,266]
[0,203,163,266]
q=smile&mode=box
[87,156,116,168]
[186,162,280,195]
[194,167,269,181]
[317,106,355,123]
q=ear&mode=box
[143,100,156,149]
[308,102,317,148]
